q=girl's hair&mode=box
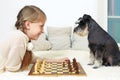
[15,5,46,31]
[20,50,32,70]
[15,5,46,70]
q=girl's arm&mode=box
[5,39,26,72]
[32,54,69,63]
[45,57,69,62]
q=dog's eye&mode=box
[80,20,85,25]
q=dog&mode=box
[74,14,120,69]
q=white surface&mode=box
[0,50,120,80]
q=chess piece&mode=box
[36,59,41,69]
[39,59,46,73]
[33,59,41,74]
[73,58,77,68]
[75,63,79,74]
[73,58,76,63]
[48,63,51,68]
[63,62,65,67]
[66,60,72,72]
[72,58,79,74]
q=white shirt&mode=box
[0,30,37,73]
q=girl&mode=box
[0,5,68,73]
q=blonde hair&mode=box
[15,5,46,70]
[15,5,46,31]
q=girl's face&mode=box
[25,21,45,40]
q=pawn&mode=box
[63,62,65,67]
[73,58,76,63]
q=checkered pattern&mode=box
[29,61,86,76]
[44,62,79,75]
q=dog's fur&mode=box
[74,14,120,68]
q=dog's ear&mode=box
[83,14,91,22]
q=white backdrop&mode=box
[0,0,107,36]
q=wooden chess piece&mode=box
[33,59,41,74]
[39,59,46,73]
[63,62,65,67]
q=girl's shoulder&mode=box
[11,30,29,41]
[1,30,29,42]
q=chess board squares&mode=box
[45,62,79,73]
[46,70,57,75]
[44,67,57,74]
[44,68,53,74]
[38,62,80,75]
[57,70,63,74]
[44,70,52,74]
[29,58,87,76]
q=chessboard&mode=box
[28,58,86,76]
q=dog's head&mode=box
[73,14,91,36]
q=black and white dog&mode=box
[74,14,120,69]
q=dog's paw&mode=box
[93,66,99,69]
[104,63,111,66]
[93,60,102,69]
[88,63,94,65]
[88,60,94,65]
[88,61,94,65]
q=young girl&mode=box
[0,5,68,73]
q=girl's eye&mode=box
[40,25,44,28]
[39,25,43,28]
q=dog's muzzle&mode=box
[74,27,88,36]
